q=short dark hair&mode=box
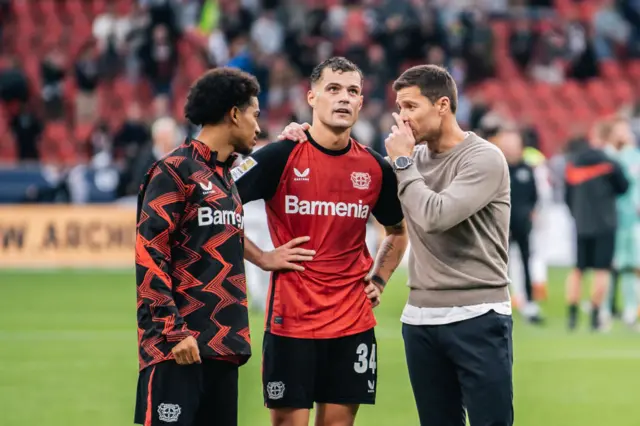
[393,65,458,114]
[184,67,260,126]
[310,56,363,86]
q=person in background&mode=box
[113,102,151,160]
[500,128,542,324]
[601,117,640,329]
[564,121,629,331]
[524,144,553,302]
[140,24,177,101]
[117,116,180,199]
[40,48,66,120]
[74,42,101,125]
[10,103,42,161]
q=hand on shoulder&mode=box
[277,122,310,143]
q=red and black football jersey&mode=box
[234,133,403,339]
[136,139,250,371]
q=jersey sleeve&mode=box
[233,140,297,203]
[366,147,405,226]
[135,161,194,342]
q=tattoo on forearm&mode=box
[374,239,405,283]
[376,241,395,274]
[371,221,407,284]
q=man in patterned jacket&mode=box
[134,68,313,426]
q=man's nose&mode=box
[338,90,350,102]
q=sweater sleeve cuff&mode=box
[395,163,424,194]
[166,328,195,342]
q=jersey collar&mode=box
[305,130,352,156]
[188,138,237,175]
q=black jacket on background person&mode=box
[508,161,538,230]
[564,144,628,236]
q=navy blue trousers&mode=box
[403,311,514,426]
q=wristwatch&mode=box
[393,156,413,171]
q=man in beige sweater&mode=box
[385,65,513,426]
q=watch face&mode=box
[396,157,410,168]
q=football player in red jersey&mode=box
[233,57,408,426]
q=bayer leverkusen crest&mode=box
[351,172,371,190]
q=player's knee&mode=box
[314,404,358,426]
[270,408,309,426]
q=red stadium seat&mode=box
[35,0,57,20]
[498,58,521,80]
[185,59,207,82]
[12,0,29,19]
[559,80,582,99]
[531,82,556,107]
[90,0,107,17]
[571,105,595,123]
[43,16,64,43]
[480,79,503,102]
[586,79,615,110]
[490,22,510,47]
[64,0,86,17]
[578,1,597,22]
[116,0,133,15]
[627,60,640,80]
[554,0,575,19]
[610,79,635,105]
[74,123,94,145]
[0,128,17,163]
[22,57,42,95]
[504,79,529,102]
[14,5,34,32]
[40,122,74,165]
[599,60,623,80]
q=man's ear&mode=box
[358,95,363,111]
[307,89,316,108]
[230,106,240,125]
[439,96,451,114]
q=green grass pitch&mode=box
[1,268,639,425]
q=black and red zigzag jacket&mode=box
[135,138,250,371]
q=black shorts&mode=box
[134,359,238,426]
[576,233,615,270]
[262,328,377,409]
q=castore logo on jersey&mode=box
[293,168,310,182]
[199,181,216,195]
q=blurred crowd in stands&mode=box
[1,0,640,203]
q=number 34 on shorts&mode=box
[354,342,377,375]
